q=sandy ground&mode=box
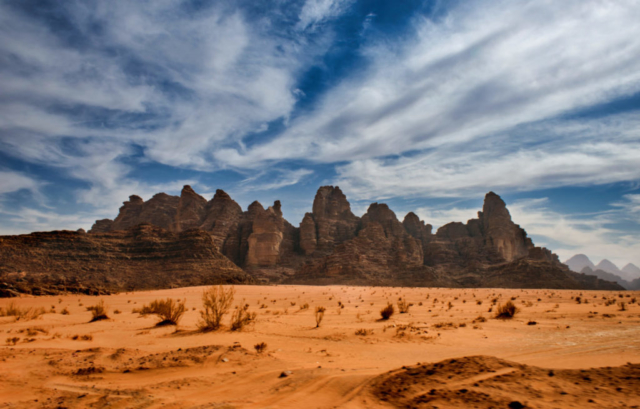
[1,285,639,408]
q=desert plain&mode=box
[1,285,640,409]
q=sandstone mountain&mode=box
[0,224,251,296]
[0,186,624,295]
[88,185,621,290]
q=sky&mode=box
[0,0,639,268]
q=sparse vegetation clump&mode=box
[473,315,487,323]
[494,301,518,320]
[315,306,326,327]
[254,342,267,354]
[397,298,412,314]
[87,300,109,322]
[198,285,235,331]
[0,302,46,321]
[231,304,257,331]
[139,298,186,326]
[618,302,627,311]
[380,303,394,320]
[355,328,374,336]
[6,337,20,345]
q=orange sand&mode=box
[1,285,639,408]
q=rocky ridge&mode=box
[0,186,624,295]
[0,224,251,296]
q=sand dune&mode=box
[1,285,639,408]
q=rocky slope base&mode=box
[0,185,624,295]
[0,224,251,296]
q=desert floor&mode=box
[1,285,639,409]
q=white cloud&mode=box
[238,168,314,192]
[334,115,640,199]
[0,171,42,195]
[0,0,320,219]
[0,206,99,234]
[297,0,355,30]
[612,194,640,215]
[222,0,640,193]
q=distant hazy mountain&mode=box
[622,263,640,281]
[566,254,639,285]
[595,259,622,275]
[564,254,595,272]
[581,267,630,290]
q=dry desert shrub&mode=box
[618,302,627,311]
[6,337,20,345]
[87,300,109,322]
[0,302,46,321]
[432,322,456,329]
[315,306,326,327]
[71,334,93,341]
[397,298,412,314]
[494,301,518,319]
[231,304,257,331]
[380,303,394,320]
[254,342,267,354]
[299,303,309,311]
[473,315,487,323]
[199,285,235,331]
[24,327,48,336]
[355,328,374,336]
[140,298,186,326]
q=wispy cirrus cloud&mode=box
[0,0,338,212]
[238,168,315,192]
[219,0,640,194]
[297,0,356,30]
[0,171,42,196]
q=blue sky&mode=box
[1,0,639,268]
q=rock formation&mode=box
[30,185,621,292]
[0,224,252,296]
[299,186,360,255]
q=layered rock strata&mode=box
[65,185,622,291]
[0,224,251,295]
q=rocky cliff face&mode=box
[72,185,625,291]
[299,186,360,255]
[0,224,252,296]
